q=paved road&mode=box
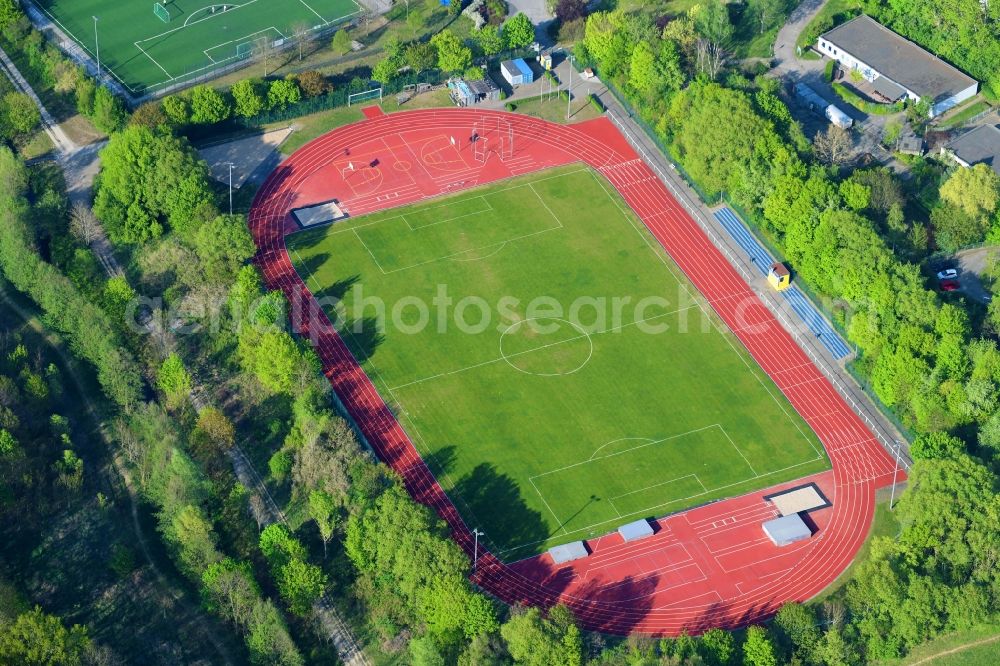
[952,246,997,304]
[772,0,828,78]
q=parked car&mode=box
[937,268,958,280]
[940,279,960,292]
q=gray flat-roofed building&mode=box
[817,15,977,117]
[617,519,654,542]
[548,541,589,564]
[762,514,812,547]
[943,124,1000,176]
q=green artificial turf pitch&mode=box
[289,165,831,558]
[35,0,360,93]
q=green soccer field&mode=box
[289,165,831,558]
[36,0,360,93]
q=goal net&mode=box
[153,2,170,22]
[348,87,383,106]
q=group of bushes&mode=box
[146,70,332,130]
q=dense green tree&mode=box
[157,353,192,410]
[475,24,505,55]
[405,41,439,73]
[699,627,736,665]
[940,164,1000,220]
[0,607,91,665]
[267,79,301,110]
[774,602,821,662]
[410,636,446,666]
[2,92,40,137]
[91,86,127,134]
[695,0,734,44]
[371,54,402,85]
[192,214,256,283]
[94,125,215,244]
[188,85,231,124]
[910,431,965,459]
[499,605,582,666]
[331,28,351,55]
[231,79,266,118]
[276,557,326,615]
[202,558,260,627]
[431,30,473,72]
[742,626,777,666]
[162,94,191,126]
[502,12,535,49]
[0,0,23,31]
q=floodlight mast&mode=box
[472,528,484,572]
[93,16,100,77]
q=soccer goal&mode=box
[348,87,383,106]
[153,2,170,23]
[235,41,254,60]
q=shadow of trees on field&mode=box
[451,463,549,554]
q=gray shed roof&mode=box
[548,541,588,564]
[617,519,654,542]
[872,76,906,102]
[820,16,976,104]
[762,514,811,547]
[946,124,1000,176]
[501,60,521,78]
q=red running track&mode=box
[248,109,900,635]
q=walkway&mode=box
[0,45,76,154]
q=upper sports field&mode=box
[35,0,360,93]
[288,164,830,559]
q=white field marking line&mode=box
[609,473,704,501]
[378,225,563,275]
[530,424,721,480]
[448,242,506,262]
[588,169,826,461]
[298,0,328,23]
[290,247,324,293]
[719,425,759,477]
[305,166,591,240]
[386,305,697,392]
[528,477,569,536]
[401,195,493,231]
[351,228,389,275]
[778,375,825,391]
[528,182,562,226]
[499,318,594,378]
[133,41,173,78]
[589,436,655,461]
[604,496,624,519]
[203,26,287,60]
[498,455,828,557]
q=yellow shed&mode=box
[768,262,791,291]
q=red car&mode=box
[940,279,960,292]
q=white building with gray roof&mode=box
[816,15,977,117]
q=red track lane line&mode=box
[247,109,902,635]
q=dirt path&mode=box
[907,633,1000,665]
